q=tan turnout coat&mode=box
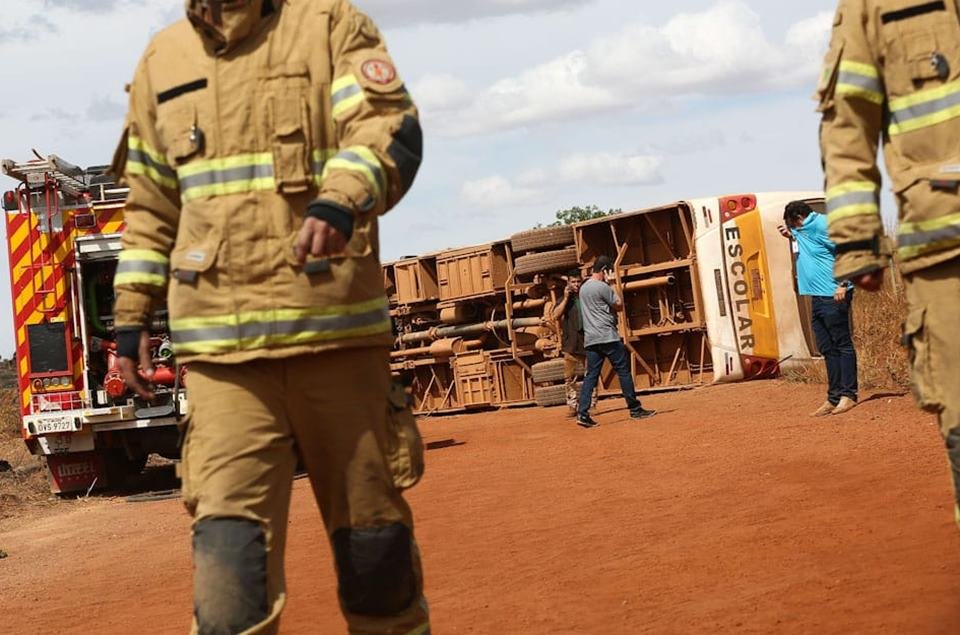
[818,0,960,278]
[113,0,420,364]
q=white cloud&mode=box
[784,11,835,78]
[463,150,663,208]
[44,0,120,11]
[559,153,663,186]
[86,95,127,123]
[354,0,593,27]
[461,175,546,207]
[425,1,833,137]
[409,74,473,113]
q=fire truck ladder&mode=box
[2,155,87,315]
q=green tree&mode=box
[546,205,622,227]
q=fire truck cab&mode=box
[2,155,184,494]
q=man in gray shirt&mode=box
[576,256,656,428]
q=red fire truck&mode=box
[2,155,184,494]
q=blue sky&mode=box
[0,0,845,357]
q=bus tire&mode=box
[531,359,567,384]
[514,248,579,277]
[510,226,575,254]
[534,384,568,407]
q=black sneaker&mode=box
[576,413,598,428]
[630,408,657,420]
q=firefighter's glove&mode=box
[116,329,142,361]
[294,202,353,264]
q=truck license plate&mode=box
[34,416,76,435]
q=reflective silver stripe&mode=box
[179,163,275,191]
[337,150,384,188]
[836,70,882,95]
[331,83,363,108]
[127,148,176,182]
[171,306,390,346]
[115,259,168,277]
[826,190,878,213]
[893,90,960,122]
[898,222,960,248]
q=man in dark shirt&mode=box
[551,270,590,415]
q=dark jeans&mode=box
[811,292,858,404]
[578,340,640,417]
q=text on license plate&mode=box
[35,416,77,435]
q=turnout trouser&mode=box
[180,346,429,634]
[903,259,960,525]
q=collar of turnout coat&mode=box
[185,0,278,54]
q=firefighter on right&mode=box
[818,0,960,521]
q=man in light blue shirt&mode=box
[780,200,858,416]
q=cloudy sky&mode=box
[0,0,844,356]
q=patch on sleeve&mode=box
[361,59,397,86]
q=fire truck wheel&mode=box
[510,226,575,254]
[531,359,567,384]
[534,384,568,407]
[514,247,579,278]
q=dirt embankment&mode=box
[0,388,53,522]
[2,380,959,634]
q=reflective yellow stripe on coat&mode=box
[127,136,178,190]
[322,146,386,199]
[177,150,341,201]
[889,80,960,136]
[836,61,884,105]
[898,211,960,260]
[826,181,880,223]
[331,74,365,120]
[114,249,170,288]
[170,296,391,355]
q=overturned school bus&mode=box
[1,154,823,495]
[385,191,824,415]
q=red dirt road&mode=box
[2,380,960,634]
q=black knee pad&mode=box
[332,523,417,616]
[193,518,269,635]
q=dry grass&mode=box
[782,271,910,391]
[0,387,54,520]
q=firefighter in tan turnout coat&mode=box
[113,1,428,632]
[818,0,960,524]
